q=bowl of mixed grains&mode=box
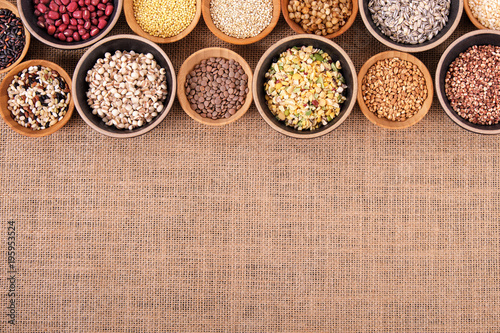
[202,0,280,44]
[253,34,357,138]
[124,0,201,43]
[0,59,74,137]
[436,30,500,135]
[357,51,433,129]
[72,34,176,138]
[282,0,358,39]
[359,0,463,52]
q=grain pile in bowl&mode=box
[133,0,196,38]
[361,57,427,121]
[264,45,347,131]
[210,0,273,39]
[468,0,500,30]
[0,8,26,70]
[287,0,353,36]
[368,0,450,44]
[85,50,168,129]
[445,44,500,125]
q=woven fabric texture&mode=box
[1,3,499,332]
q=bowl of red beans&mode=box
[17,0,122,49]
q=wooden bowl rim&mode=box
[201,0,281,45]
[435,29,500,135]
[281,0,358,39]
[252,34,358,139]
[124,0,201,44]
[72,34,177,138]
[357,51,434,130]
[0,0,30,74]
[177,47,253,126]
[358,0,464,53]
[17,0,123,49]
[0,59,74,137]
[463,0,489,30]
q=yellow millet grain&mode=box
[133,0,196,38]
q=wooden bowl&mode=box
[124,0,201,44]
[17,0,122,49]
[436,30,500,135]
[359,0,463,52]
[0,0,30,74]
[72,34,176,138]
[202,0,280,45]
[282,0,358,39]
[177,47,253,126]
[464,0,490,30]
[0,60,74,137]
[357,51,433,129]
[253,35,357,138]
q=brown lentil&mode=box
[85,50,168,130]
[7,65,71,130]
[133,0,196,38]
[445,45,500,125]
[361,57,427,121]
[288,0,353,36]
[185,57,248,120]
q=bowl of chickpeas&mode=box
[282,0,358,39]
[124,0,201,43]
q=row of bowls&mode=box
[2,31,500,139]
[8,0,498,51]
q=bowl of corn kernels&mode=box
[124,0,201,43]
[253,34,357,138]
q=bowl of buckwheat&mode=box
[359,0,463,52]
[357,50,433,129]
[436,30,500,134]
[72,34,176,138]
[0,59,74,137]
[253,34,357,138]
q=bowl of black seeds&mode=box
[436,29,500,135]
[0,0,30,74]
[0,59,74,137]
[359,0,463,52]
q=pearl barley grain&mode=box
[210,0,273,39]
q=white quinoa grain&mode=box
[469,0,500,30]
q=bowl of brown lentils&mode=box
[436,30,500,135]
[177,47,253,126]
[253,34,357,138]
[359,0,463,53]
[0,59,74,137]
[357,51,433,129]
[72,34,176,138]
[282,0,358,39]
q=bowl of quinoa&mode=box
[253,34,357,138]
[436,30,500,134]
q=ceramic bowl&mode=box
[253,34,357,138]
[0,0,30,74]
[357,50,433,129]
[177,47,253,126]
[0,60,74,137]
[17,0,122,49]
[72,34,176,138]
[202,0,280,45]
[359,0,463,52]
[282,0,358,39]
[124,0,201,44]
[436,29,500,134]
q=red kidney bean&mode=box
[90,11,96,18]
[36,3,48,13]
[78,0,84,6]
[69,18,76,25]
[96,3,105,10]
[102,0,109,3]
[96,10,103,17]
[91,18,98,25]
[48,11,60,20]
[91,0,99,5]
[72,10,82,18]
[68,24,77,30]
[49,2,59,11]
[83,21,91,29]
[61,0,70,5]
[81,32,90,39]
[87,5,95,11]
[34,9,41,16]
[41,0,50,3]
[60,6,66,13]
[47,25,56,35]
[54,0,62,5]
[90,27,99,36]
[37,21,45,28]
[54,19,62,27]
[85,0,90,4]
[63,29,73,37]
[57,32,66,40]
[104,5,113,16]
[77,18,84,24]
[72,31,80,41]
[37,15,44,22]
[57,23,67,31]
[83,9,90,20]
[61,13,69,24]
[78,28,86,35]
[97,18,107,29]
[67,36,74,42]
[45,18,54,25]
[67,2,78,12]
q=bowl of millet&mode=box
[436,30,500,135]
[124,0,201,43]
[253,34,357,138]
[72,34,176,138]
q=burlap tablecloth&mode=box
[1,3,499,332]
